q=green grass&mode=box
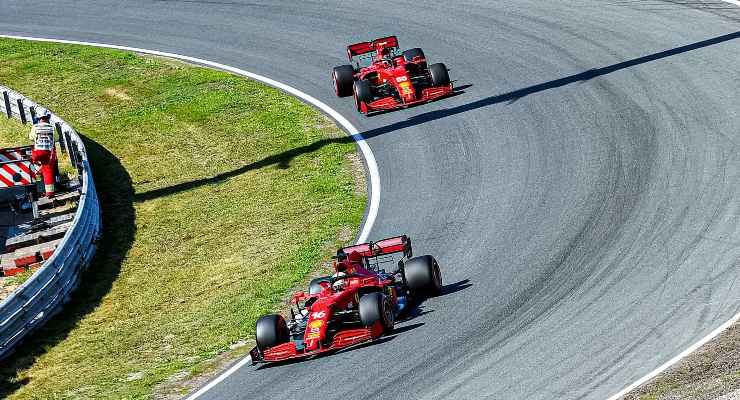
[0,107,77,183]
[626,323,740,399]
[0,117,26,146]
[0,39,366,399]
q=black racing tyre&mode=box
[429,63,450,86]
[359,292,394,331]
[255,314,290,351]
[332,65,355,97]
[403,47,425,63]
[353,80,373,111]
[404,255,442,297]
[309,276,332,295]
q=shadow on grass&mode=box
[132,84,473,203]
[0,135,136,398]
[134,30,740,204]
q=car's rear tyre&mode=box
[403,48,425,63]
[359,292,394,332]
[256,314,290,351]
[353,80,373,112]
[404,255,442,297]
[309,276,331,295]
[332,65,355,97]
[429,63,450,86]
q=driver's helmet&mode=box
[332,271,347,291]
[378,47,392,64]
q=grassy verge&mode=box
[0,117,27,146]
[0,107,77,186]
[0,117,33,299]
[625,322,739,400]
[0,38,366,399]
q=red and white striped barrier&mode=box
[0,146,32,163]
[0,160,35,188]
[0,146,36,188]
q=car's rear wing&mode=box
[346,36,399,61]
[338,235,412,259]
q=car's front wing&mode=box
[361,84,454,114]
[250,323,384,364]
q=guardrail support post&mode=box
[66,132,78,168]
[72,143,82,175]
[29,106,37,124]
[0,84,100,362]
[17,99,27,124]
[3,92,11,119]
[56,123,66,153]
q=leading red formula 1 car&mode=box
[332,35,453,114]
[249,235,442,364]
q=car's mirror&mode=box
[292,291,307,302]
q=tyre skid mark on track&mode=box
[607,2,740,398]
[0,34,379,400]
[606,311,740,400]
[3,11,740,397]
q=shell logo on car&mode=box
[399,81,413,94]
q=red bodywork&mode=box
[250,236,413,364]
[347,36,453,114]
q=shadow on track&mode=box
[0,135,136,398]
[398,279,472,324]
[441,278,472,296]
[608,1,740,23]
[363,82,473,118]
[255,279,471,370]
[134,30,739,203]
[255,333,407,370]
[132,85,473,203]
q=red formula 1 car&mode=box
[332,35,453,114]
[249,235,442,364]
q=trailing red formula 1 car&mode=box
[332,35,453,114]
[249,235,442,364]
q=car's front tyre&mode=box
[256,314,290,351]
[359,292,394,332]
[429,63,450,86]
[353,80,373,112]
[333,65,355,97]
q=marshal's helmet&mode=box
[37,110,51,121]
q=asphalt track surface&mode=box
[2,1,740,399]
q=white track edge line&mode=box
[0,33,379,400]
[606,2,740,397]
[606,310,740,400]
[6,9,740,398]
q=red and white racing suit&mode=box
[29,121,57,196]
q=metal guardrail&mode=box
[0,85,101,360]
